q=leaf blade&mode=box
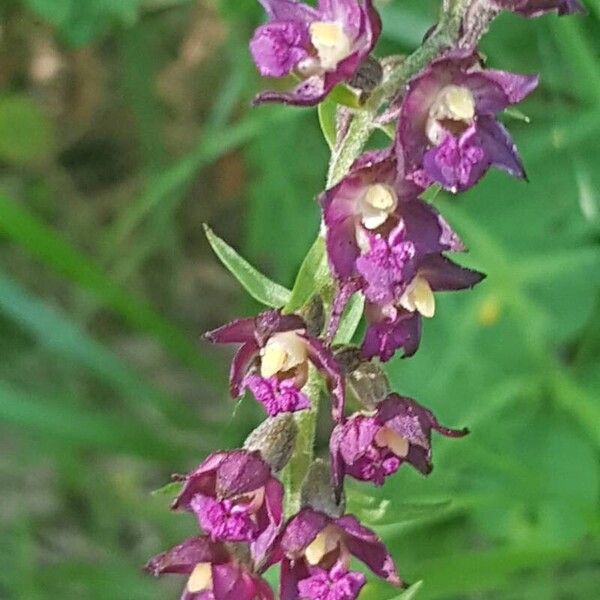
[204,224,291,307]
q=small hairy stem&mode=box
[283,368,321,515]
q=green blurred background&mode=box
[0,0,599,598]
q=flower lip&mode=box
[260,330,308,378]
[309,21,353,72]
[358,183,399,230]
[398,274,436,317]
[187,562,213,593]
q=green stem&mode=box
[283,368,321,515]
[284,0,479,514]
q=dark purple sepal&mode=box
[145,536,229,576]
[418,254,486,292]
[361,305,421,361]
[301,333,346,421]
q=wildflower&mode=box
[330,393,468,489]
[205,309,345,419]
[250,0,381,106]
[274,506,403,599]
[172,450,283,563]
[145,535,274,600]
[398,52,538,192]
[320,151,466,307]
[361,254,485,360]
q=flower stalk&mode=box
[146,0,584,597]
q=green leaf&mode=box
[284,236,330,313]
[376,122,396,140]
[204,224,291,307]
[419,184,443,203]
[0,95,54,164]
[390,581,423,600]
[333,293,364,344]
[328,84,362,108]
[503,107,531,123]
[346,491,453,526]
[151,481,183,497]
[0,194,221,382]
[318,97,338,150]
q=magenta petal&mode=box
[336,515,403,586]
[401,198,466,253]
[422,130,487,192]
[145,536,228,576]
[418,254,486,292]
[250,22,309,77]
[254,75,329,106]
[361,308,421,361]
[258,0,319,22]
[280,508,330,555]
[280,559,310,600]
[467,70,538,112]
[230,341,260,398]
[252,477,285,564]
[212,563,273,600]
[302,334,346,420]
[244,374,311,416]
[297,562,366,600]
[214,450,272,497]
[475,116,526,179]
[205,317,256,344]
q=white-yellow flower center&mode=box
[260,331,308,378]
[187,563,213,593]
[399,275,436,318]
[426,84,476,144]
[305,525,342,566]
[358,184,398,230]
[309,21,352,72]
[375,427,410,457]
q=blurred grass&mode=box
[0,1,598,599]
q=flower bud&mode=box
[333,345,363,374]
[349,55,383,97]
[347,361,391,410]
[299,295,325,338]
[300,459,345,517]
[244,413,298,472]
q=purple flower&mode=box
[330,393,469,489]
[172,450,283,563]
[297,562,366,600]
[361,254,485,360]
[493,0,585,17]
[273,507,403,599]
[205,309,345,419]
[320,151,466,307]
[398,51,538,192]
[145,535,274,600]
[250,0,381,106]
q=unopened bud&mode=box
[349,55,383,97]
[348,361,391,409]
[333,345,362,374]
[300,459,345,517]
[299,296,325,337]
[244,413,298,472]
